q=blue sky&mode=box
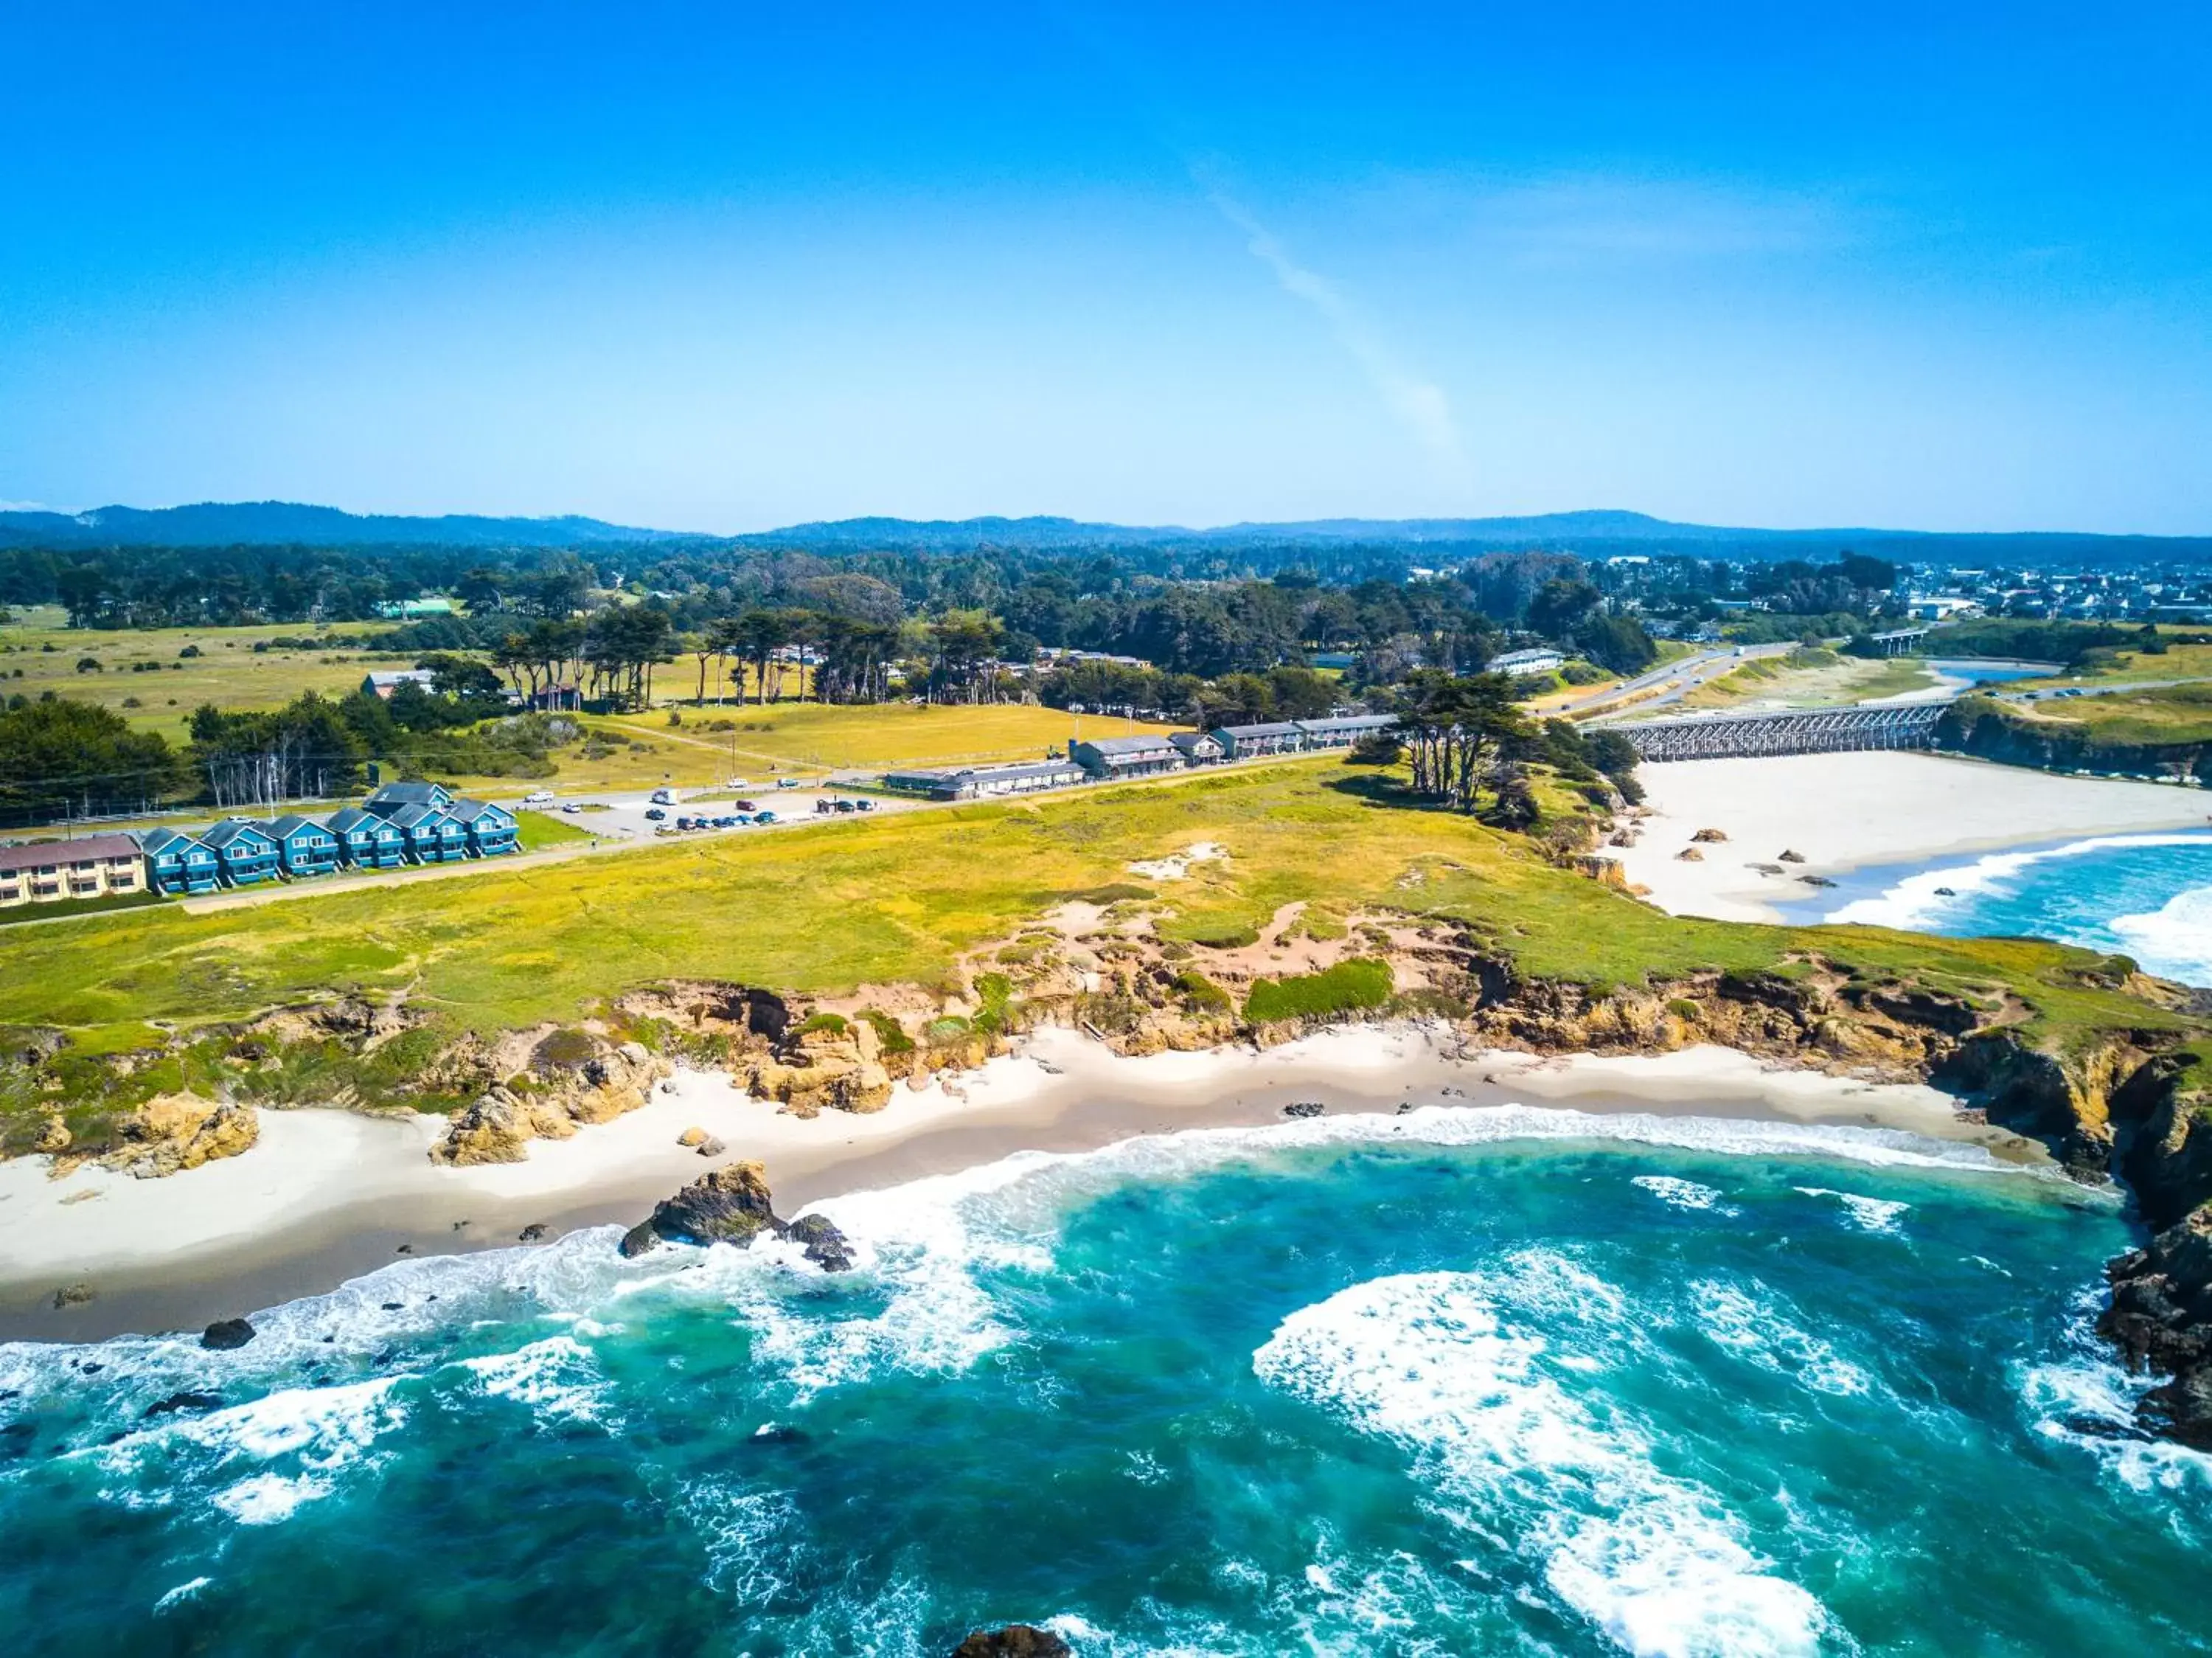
[3,1,2208,533]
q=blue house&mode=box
[448,799,521,858]
[268,814,341,878]
[201,818,282,887]
[364,781,456,814]
[385,802,470,863]
[137,828,220,895]
[327,806,408,869]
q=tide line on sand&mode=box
[0,1023,2033,1335]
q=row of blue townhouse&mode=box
[137,783,521,895]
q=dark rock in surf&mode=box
[518,1222,550,1242]
[786,1213,854,1272]
[648,1160,782,1247]
[145,1390,226,1419]
[626,1161,854,1272]
[951,1628,1073,1658]
[1282,1100,1324,1119]
[200,1317,256,1350]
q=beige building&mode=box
[0,834,149,909]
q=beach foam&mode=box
[1254,1268,1831,1657]
[1825,831,2212,933]
[2112,884,2212,986]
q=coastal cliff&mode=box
[7,886,2212,1443]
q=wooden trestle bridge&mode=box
[1601,701,1950,763]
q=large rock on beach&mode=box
[105,1095,259,1179]
[201,1317,257,1350]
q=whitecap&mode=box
[211,1470,331,1525]
[1689,1281,1870,1398]
[2111,885,2212,986]
[153,1575,210,1612]
[1632,1176,1739,1215]
[681,1479,801,1600]
[454,1335,610,1426]
[1824,832,2212,932]
[1795,1188,1910,1235]
[1254,1270,1832,1657]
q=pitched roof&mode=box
[202,818,279,850]
[0,834,142,873]
[1080,735,1179,755]
[448,798,516,824]
[366,780,453,805]
[268,814,334,839]
[383,802,456,830]
[136,828,212,856]
[1214,721,1304,739]
[1295,714,1397,734]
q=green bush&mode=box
[1172,969,1232,1013]
[796,1011,849,1036]
[1244,957,1394,1023]
[862,1009,914,1055]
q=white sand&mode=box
[0,1023,2024,1325]
[1613,752,2212,922]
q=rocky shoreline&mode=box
[9,892,2212,1443]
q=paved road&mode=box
[1559,645,1794,721]
[1996,677,2199,705]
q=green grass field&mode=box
[1678,650,1938,710]
[0,761,2182,1076]
[0,610,400,743]
[2006,682,2212,746]
[2014,641,2212,694]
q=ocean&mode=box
[3,1106,2208,1656]
[1812,831,2212,988]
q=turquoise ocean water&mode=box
[1810,832,2212,988]
[4,1106,2209,1655]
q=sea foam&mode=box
[1823,831,2212,936]
[1254,1268,1833,1657]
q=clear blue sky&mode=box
[3,1,2208,534]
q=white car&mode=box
[521,790,554,806]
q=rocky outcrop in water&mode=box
[950,1628,1072,1658]
[619,1161,854,1270]
[201,1317,256,1350]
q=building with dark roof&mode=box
[138,828,220,895]
[327,806,408,869]
[1069,734,1184,781]
[883,760,1086,801]
[201,818,282,886]
[1208,721,1304,759]
[1293,714,1399,749]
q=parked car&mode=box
[731,799,759,812]
[724,778,749,788]
[676,816,695,830]
[854,799,874,812]
[560,802,582,814]
[777,777,800,788]
[714,816,739,828]
[644,808,667,822]
[650,788,675,805]
[754,810,777,824]
[832,799,856,814]
[521,789,554,806]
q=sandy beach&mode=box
[1613,751,2212,923]
[0,1022,2034,1342]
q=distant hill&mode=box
[0,500,702,549]
[2,500,2205,566]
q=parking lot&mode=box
[509,778,927,843]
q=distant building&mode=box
[201,818,283,887]
[374,598,456,620]
[0,834,147,909]
[381,802,470,863]
[361,669,440,698]
[138,828,220,895]
[1071,735,1185,780]
[1207,721,1304,760]
[363,781,456,813]
[1167,731,1225,765]
[1488,648,1565,678]
[883,760,1086,801]
[447,799,522,858]
[268,814,342,878]
[327,806,408,869]
[1294,714,1399,749]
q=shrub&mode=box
[796,1011,849,1036]
[1667,999,1701,1022]
[1172,969,1232,1013]
[862,1009,914,1055]
[1245,957,1394,1023]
